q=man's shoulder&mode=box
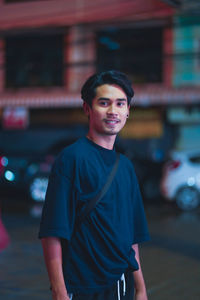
[118,152,137,178]
[56,137,86,162]
[119,152,133,167]
[56,136,95,165]
[61,137,83,155]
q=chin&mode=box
[104,130,119,136]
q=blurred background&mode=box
[0,0,200,299]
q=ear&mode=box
[83,102,90,117]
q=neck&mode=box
[86,131,116,150]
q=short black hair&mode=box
[81,70,134,107]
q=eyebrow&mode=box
[97,97,127,101]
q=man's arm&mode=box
[132,244,148,300]
[41,237,70,300]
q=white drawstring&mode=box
[68,293,73,300]
[69,274,126,300]
[117,279,121,300]
[117,273,126,300]
[121,273,126,296]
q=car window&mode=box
[189,155,200,164]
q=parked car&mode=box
[0,139,76,216]
[27,139,76,204]
[160,150,200,211]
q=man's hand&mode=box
[132,244,148,300]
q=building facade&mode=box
[0,0,200,152]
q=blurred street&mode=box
[0,198,200,300]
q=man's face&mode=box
[85,84,130,137]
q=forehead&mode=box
[95,84,127,100]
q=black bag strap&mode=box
[75,153,120,229]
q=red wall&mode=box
[163,27,173,87]
[0,0,174,31]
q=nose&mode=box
[107,103,118,116]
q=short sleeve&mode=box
[38,158,77,241]
[132,171,150,244]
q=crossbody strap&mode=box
[75,153,120,230]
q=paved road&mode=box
[0,201,200,300]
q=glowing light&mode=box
[5,170,15,182]
[1,156,8,167]
[187,177,195,186]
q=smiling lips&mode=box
[104,119,120,126]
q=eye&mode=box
[117,102,125,107]
[99,101,109,106]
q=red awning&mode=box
[0,86,200,108]
[0,0,174,31]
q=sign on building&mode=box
[2,107,29,129]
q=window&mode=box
[97,27,163,83]
[6,34,63,88]
[190,155,200,164]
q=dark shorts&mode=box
[70,271,134,300]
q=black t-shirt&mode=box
[39,137,150,294]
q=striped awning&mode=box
[134,85,200,106]
[0,86,200,108]
[0,92,82,108]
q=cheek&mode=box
[121,110,128,120]
[90,111,103,125]
[120,112,129,126]
[92,108,104,119]
[121,117,127,126]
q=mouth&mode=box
[104,119,120,125]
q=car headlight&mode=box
[4,170,15,182]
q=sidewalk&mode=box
[0,203,200,300]
[142,205,200,300]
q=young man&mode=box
[39,70,150,300]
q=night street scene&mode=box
[0,1,200,300]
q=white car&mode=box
[160,150,200,211]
